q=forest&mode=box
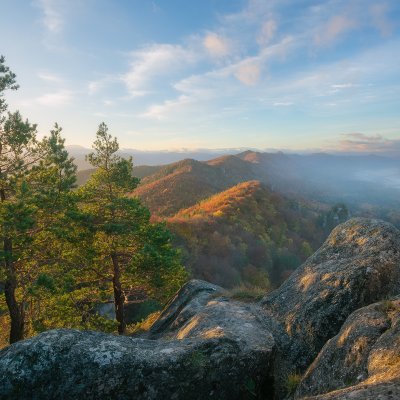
[0,57,186,347]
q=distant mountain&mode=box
[132,150,400,218]
[132,157,255,216]
[66,145,243,170]
[165,180,327,288]
[235,151,400,208]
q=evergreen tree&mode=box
[0,56,77,343]
[79,123,186,334]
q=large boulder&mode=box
[261,218,400,395]
[0,280,275,400]
[296,297,400,399]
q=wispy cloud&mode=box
[203,33,231,58]
[315,15,357,46]
[37,71,63,83]
[258,19,277,46]
[273,101,293,106]
[234,61,261,86]
[36,0,64,33]
[370,3,394,37]
[141,95,192,120]
[337,132,400,153]
[122,44,197,96]
[331,83,358,89]
[36,90,73,106]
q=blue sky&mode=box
[1,0,400,152]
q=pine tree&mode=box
[79,123,186,334]
[0,56,77,343]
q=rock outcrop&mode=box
[0,218,399,399]
[262,218,400,378]
[0,280,275,400]
[296,297,400,399]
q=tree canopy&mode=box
[0,57,186,344]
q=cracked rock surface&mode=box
[296,298,400,400]
[0,280,275,400]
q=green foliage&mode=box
[0,55,19,117]
[75,123,186,333]
[0,58,187,343]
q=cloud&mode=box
[331,83,357,89]
[36,90,73,106]
[36,0,64,33]
[142,35,296,118]
[273,101,293,106]
[203,33,231,58]
[315,15,357,46]
[141,95,192,120]
[122,44,196,96]
[258,19,277,46]
[37,72,63,83]
[103,100,115,107]
[234,61,261,86]
[343,133,384,142]
[370,3,393,37]
[337,133,400,153]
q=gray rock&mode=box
[0,280,275,400]
[296,298,400,399]
[302,382,400,400]
[262,218,400,380]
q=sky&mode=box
[1,0,400,152]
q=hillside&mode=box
[237,151,400,208]
[132,157,255,216]
[166,180,327,288]
[131,150,400,226]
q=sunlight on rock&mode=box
[200,326,225,339]
[298,272,319,292]
[176,316,202,339]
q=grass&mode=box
[227,285,267,302]
[126,311,161,335]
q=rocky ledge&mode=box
[0,218,399,399]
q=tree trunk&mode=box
[3,237,24,343]
[1,184,24,344]
[111,253,125,334]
